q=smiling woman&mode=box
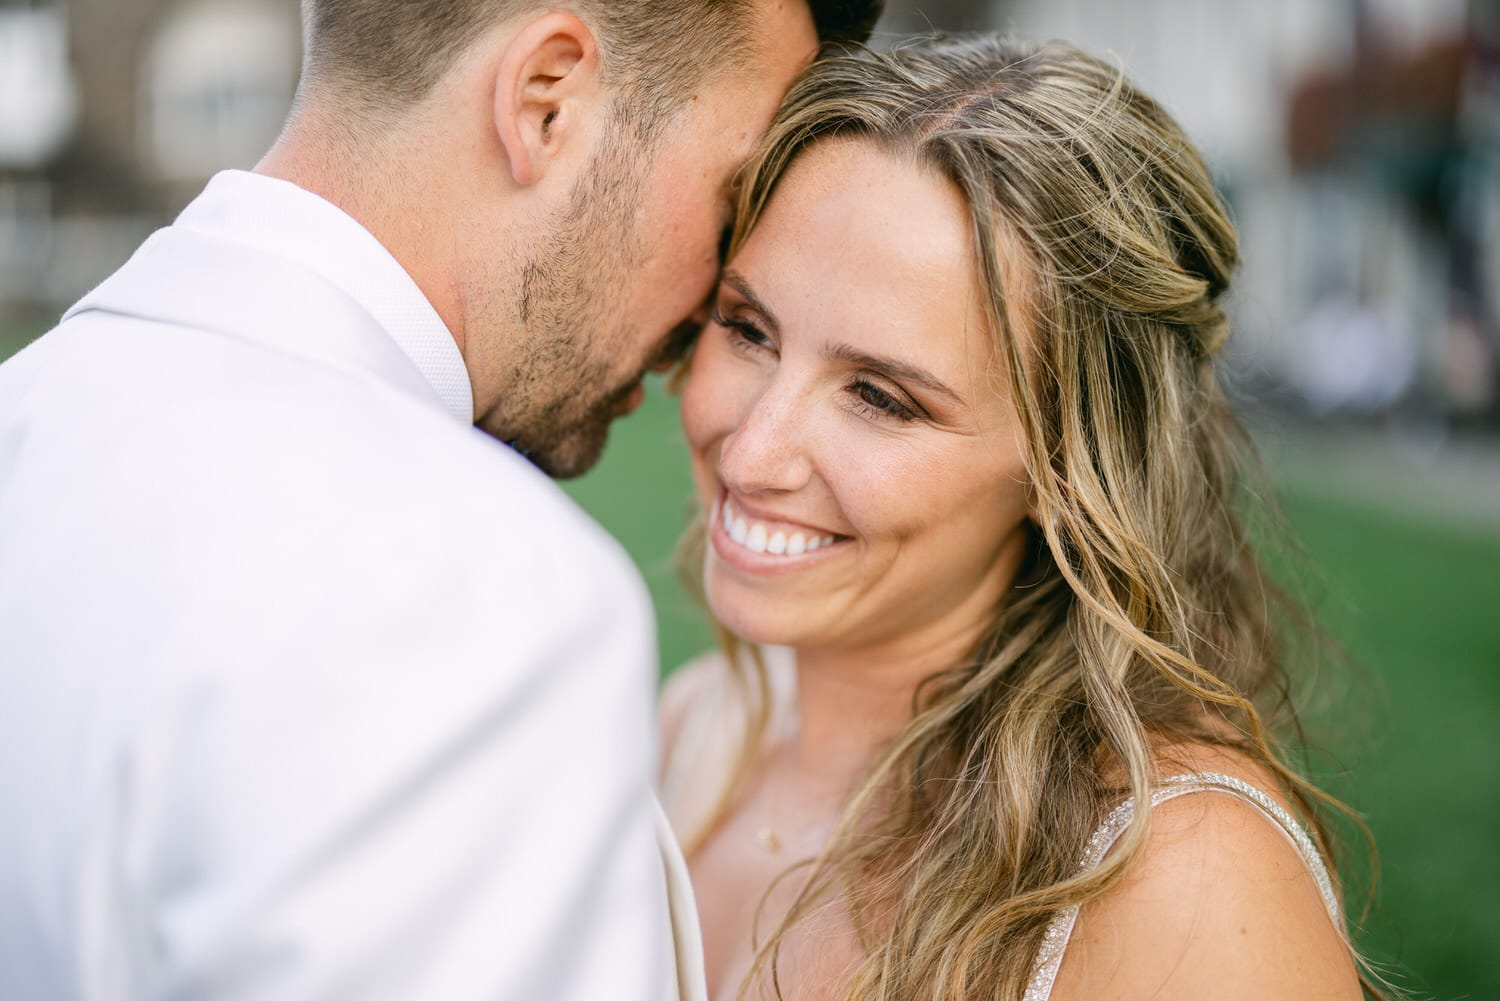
[658,35,1384,1001]
[683,139,1033,662]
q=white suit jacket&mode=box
[0,172,707,1001]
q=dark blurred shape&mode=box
[1280,0,1499,431]
[877,0,997,34]
[1287,7,1466,176]
[813,0,888,43]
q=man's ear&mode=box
[493,12,599,187]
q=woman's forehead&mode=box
[740,143,983,322]
[730,139,1022,398]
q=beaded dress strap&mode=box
[1022,772,1341,1001]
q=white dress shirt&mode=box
[0,171,706,1001]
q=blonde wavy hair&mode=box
[677,34,1381,1001]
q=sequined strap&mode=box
[1022,772,1342,1001]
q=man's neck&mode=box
[256,119,471,362]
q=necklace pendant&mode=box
[755,826,781,853]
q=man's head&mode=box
[302,1,883,133]
[272,0,883,476]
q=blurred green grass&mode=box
[1273,489,1500,1000]
[0,323,44,363]
[4,327,1493,999]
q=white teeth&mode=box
[720,496,840,558]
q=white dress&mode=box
[659,658,1341,1001]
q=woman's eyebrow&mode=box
[826,343,962,405]
[720,269,780,334]
[723,268,962,406]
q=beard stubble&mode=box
[500,125,653,479]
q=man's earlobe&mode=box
[493,12,598,187]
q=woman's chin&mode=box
[703,582,811,651]
[705,600,791,649]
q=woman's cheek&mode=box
[818,431,942,541]
[683,341,747,442]
[679,348,718,452]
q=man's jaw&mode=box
[506,376,644,477]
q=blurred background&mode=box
[1,0,1496,996]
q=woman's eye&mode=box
[711,309,774,354]
[851,379,917,422]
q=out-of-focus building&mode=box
[947,0,1499,429]
[0,0,298,314]
[5,0,1498,429]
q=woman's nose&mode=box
[717,381,813,496]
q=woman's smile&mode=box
[710,490,852,574]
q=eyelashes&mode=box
[712,309,773,352]
[709,308,919,423]
[848,379,915,422]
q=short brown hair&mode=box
[304,0,883,129]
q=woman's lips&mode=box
[709,492,851,573]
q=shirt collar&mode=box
[173,170,475,425]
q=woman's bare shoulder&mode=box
[1050,745,1361,1001]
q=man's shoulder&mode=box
[187,365,632,589]
[2,313,654,713]
[6,311,637,594]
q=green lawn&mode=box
[4,326,1492,999]
[1273,489,1500,1000]
[570,380,1499,1001]
[0,322,46,363]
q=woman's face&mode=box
[680,139,1036,662]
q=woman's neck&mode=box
[778,534,1030,790]
[785,622,986,790]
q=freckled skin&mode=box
[681,139,1036,672]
